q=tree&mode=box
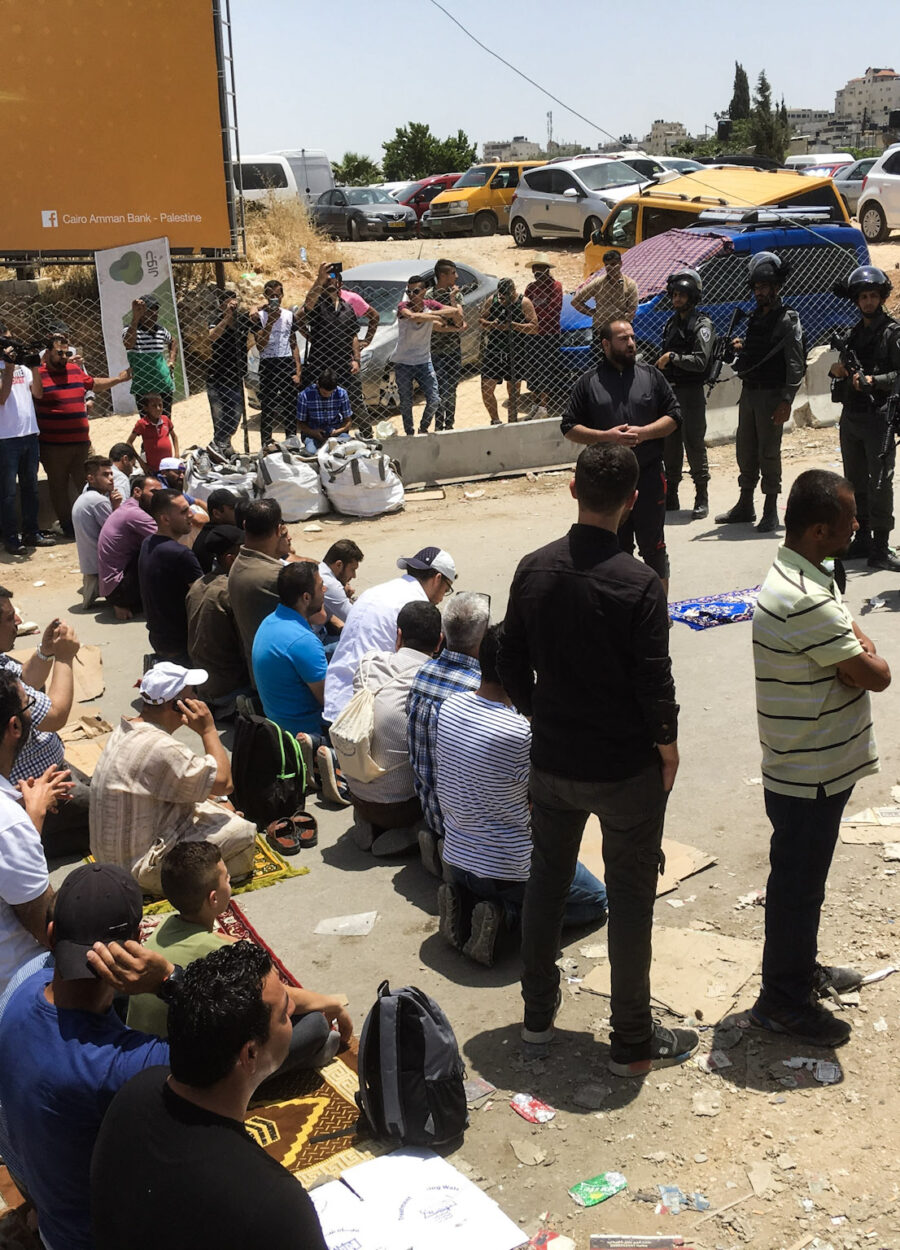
[748,70,790,162]
[729,62,751,121]
[331,152,382,186]
[381,123,476,181]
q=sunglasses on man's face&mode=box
[407,287,425,295]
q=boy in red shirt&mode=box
[128,392,179,474]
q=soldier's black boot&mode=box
[715,489,755,524]
[692,485,709,520]
[846,525,871,560]
[867,530,900,572]
[756,494,780,533]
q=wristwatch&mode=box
[156,963,185,1004]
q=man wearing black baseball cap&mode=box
[323,545,457,723]
[186,523,251,709]
[0,863,172,1250]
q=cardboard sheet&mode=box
[840,806,900,844]
[579,820,716,897]
[581,926,760,1023]
[10,644,105,703]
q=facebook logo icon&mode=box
[41,210,58,228]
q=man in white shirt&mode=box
[250,280,302,448]
[344,601,442,856]
[108,442,139,499]
[0,668,73,992]
[71,455,123,608]
[323,546,457,723]
[435,626,607,967]
[0,331,56,556]
[393,276,462,435]
[317,538,364,652]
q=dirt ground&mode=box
[3,424,899,1249]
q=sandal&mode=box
[265,813,318,856]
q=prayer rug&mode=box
[669,585,760,630]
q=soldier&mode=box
[716,252,806,534]
[656,268,716,520]
[829,266,900,571]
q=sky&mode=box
[229,0,899,162]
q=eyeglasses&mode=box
[441,577,455,596]
[19,695,36,715]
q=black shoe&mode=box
[756,496,780,533]
[666,489,681,512]
[846,528,871,560]
[867,532,900,572]
[23,532,56,548]
[691,490,709,520]
[59,522,75,539]
[608,1021,700,1077]
[521,988,563,1045]
[813,962,863,998]
[4,542,26,556]
[715,495,756,524]
[749,996,851,1047]
[437,883,465,950]
[462,900,502,967]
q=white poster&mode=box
[95,236,188,415]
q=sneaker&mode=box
[309,1029,341,1067]
[4,542,26,557]
[316,746,351,807]
[438,883,465,950]
[532,405,549,421]
[418,827,443,878]
[813,962,863,998]
[608,1021,700,1077]
[462,900,503,967]
[23,532,56,548]
[749,997,852,1047]
[521,988,563,1045]
[295,733,315,794]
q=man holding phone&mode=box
[250,280,303,449]
[301,262,379,438]
[123,295,176,417]
[207,290,253,455]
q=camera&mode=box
[0,336,42,369]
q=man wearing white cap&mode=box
[323,546,457,724]
[90,663,256,896]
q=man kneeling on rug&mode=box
[127,841,352,1067]
[89,662,257,895]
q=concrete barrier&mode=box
[386,347,840,488]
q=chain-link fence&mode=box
[0,226,864,445]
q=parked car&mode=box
[802,159,854,179]
[374,182,411,197]
[235,150,333,207]
[424,160,543,236]
[830,158,878,215]
[584,166,852,274]
[391,174,462,225]
[310,186,417,240]
[855,143,900,242]
[785,152,854,171]
[563,219,870,375]
[600,151,668,180]
[509,157,648,246]
[657,156,703,174]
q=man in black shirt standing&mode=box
[499,445,698,1077]
[90,941,328,1250]
[562,320,681,594]
[207,290,253,455]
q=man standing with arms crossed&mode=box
[562,320,680,595]
[499,445,696,1076]
[430,259,465,432]
[750,469,890,1045]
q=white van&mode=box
[235,150,334,207]
[785,152,854,171]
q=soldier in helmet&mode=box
[716,252,806,533]
[656,269,716,520]
[830,266,900,571]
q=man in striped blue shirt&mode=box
[751,469,891,1047]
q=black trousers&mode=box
[761,784,852,1009]
[619,459,669,579]
[259,357,298,447]
[840,407,895,533]
[663,384,709,488]
[521,761,666,1050]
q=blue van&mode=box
[560,219,870,375]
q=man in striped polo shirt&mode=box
[751,469,891,1047]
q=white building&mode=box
[482,136,542,162]
[643,120,687,153]
[835,68,900,126]
[786,107,834,135]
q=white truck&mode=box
[235,149,334,207]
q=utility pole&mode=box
[547,110,553,153]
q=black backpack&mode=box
[230,713,306,830]
[356,981,468,1153]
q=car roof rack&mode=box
[695,206,836,228]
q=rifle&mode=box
[829,327,873,405]
[706,306,746,394]
[876,386,900,492]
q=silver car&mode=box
[831,157,877,216]
[509,157,648,246]
[310,186,417,240]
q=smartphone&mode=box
[329,262,342,278]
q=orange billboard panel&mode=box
[3,0,233,252]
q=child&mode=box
[126,842,352,1070]
[128,391,178,474]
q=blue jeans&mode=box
[450,861,607,928]
[304,432,349,456]
[395,361,440,435]
[0,434,40,545]
[207,383,244,444]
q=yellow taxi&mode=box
[425,161,544,237]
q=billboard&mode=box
[3,0,233,254]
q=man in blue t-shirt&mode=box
[0,863,175,1250]
[252,561,328,738]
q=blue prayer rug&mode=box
[669,586,761,630]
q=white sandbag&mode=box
[256,442,329,522]
[183,449,256,504]
[317,438,404,518]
